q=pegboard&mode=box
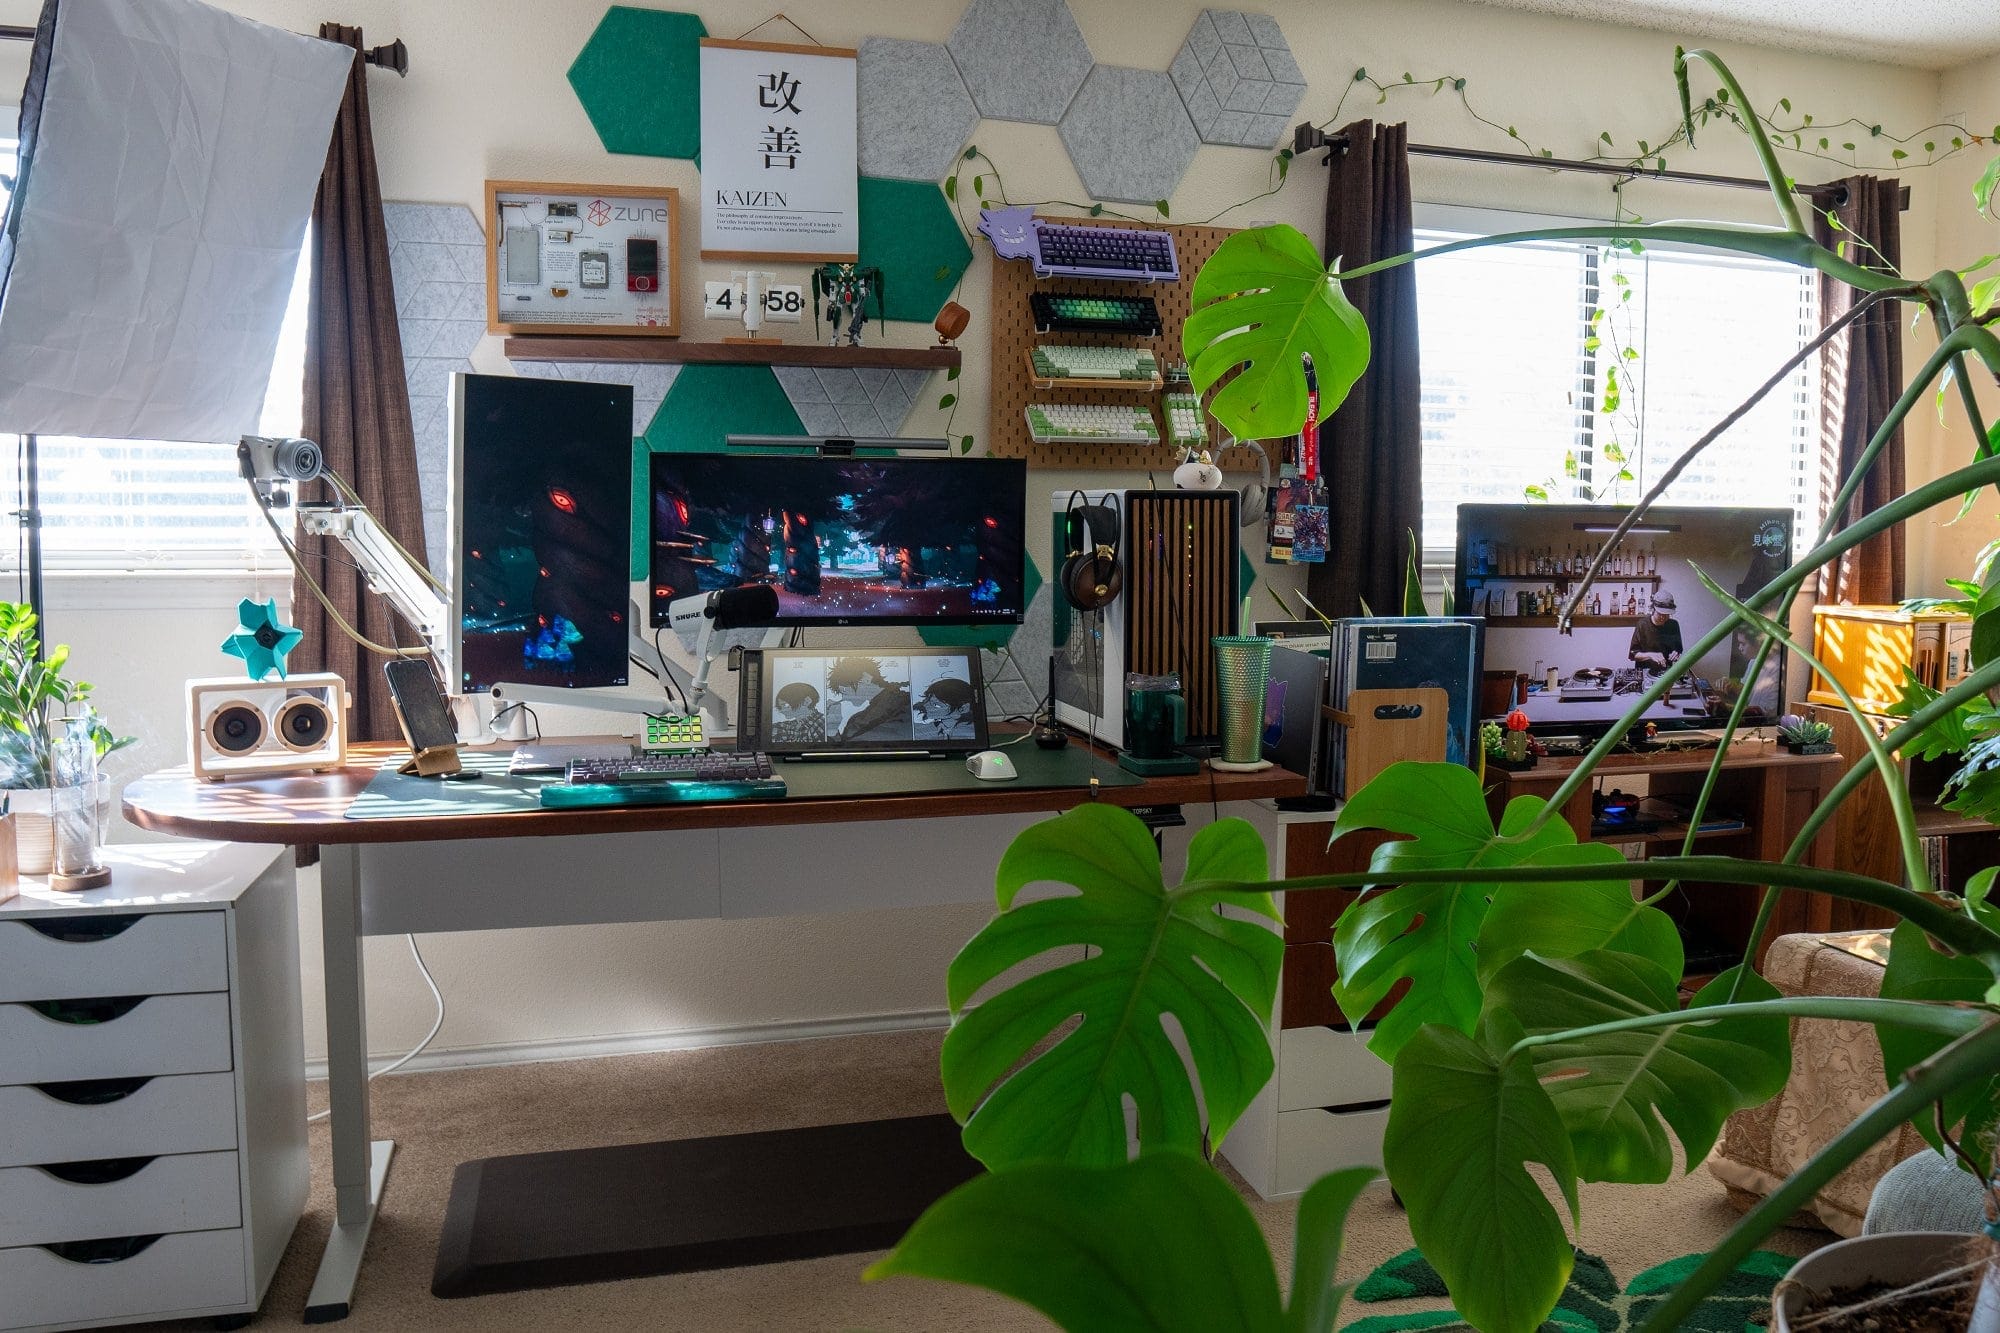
[986,215,1262,473]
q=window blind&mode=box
[1416,224,1821,555]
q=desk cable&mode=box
[306,934,446,1125]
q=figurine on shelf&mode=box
[1490,707,1537,771]
[812,263,885,347]
[1173,447,1223,491]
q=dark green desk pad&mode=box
[344,742,1141,820]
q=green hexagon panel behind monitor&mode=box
[569,7,707,159]
[630,364,806,577]
[859,177,972,324]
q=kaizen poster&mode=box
[699,39,859,262]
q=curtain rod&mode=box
[0,23,409,74]
[1296,124,1911,212]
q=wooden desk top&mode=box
[1484,738,1843,786]
[122,742,1306,846]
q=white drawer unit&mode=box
[0,912,227,1002]
[0,1230,248,1330]
[0,1151,242,1247]
[1276,1025,1393,1112]
[0,993,234,1085]
[0,843,307,1333]
[1273,1106,1391,1193]
[0,1074,239,1168]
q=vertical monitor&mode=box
[648,453,1027,627]
[448,373,633,694]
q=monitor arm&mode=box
[294,503,452,659]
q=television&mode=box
[447,373,634,694]
[648,453,1028,628]
[1454,503,1793,736]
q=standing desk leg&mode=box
[305,843,395,1323]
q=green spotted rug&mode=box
[1339,1246,1792,1332]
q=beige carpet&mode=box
[131,1028,1820,1332]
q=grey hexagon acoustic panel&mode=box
[772,365,933,438]
[948,0,1092,125]
[1169,9,1305,149]
[858,38,979,181]
[385,202,489,568]
[1058,66,1200,205]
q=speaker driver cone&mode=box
[205,702,265,754]
[275,696,332,752]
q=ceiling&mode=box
[1458,0,2000,70]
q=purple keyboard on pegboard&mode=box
[978,207,1180,283]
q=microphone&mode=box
[666,584,780,636]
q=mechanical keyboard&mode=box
[1030,344,1160,383]
[540,750,787,807]
[1025,402,1161,445]
[1163,392,1206,448]
[979,207,1180,281]
[1030,291,1163,337]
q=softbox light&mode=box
[0,0,349,442]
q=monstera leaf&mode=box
[1475,852,1684,983]
[1486,953,1790,1183]
[1330,762,1590,1062]
[868,1155,1377,1333]
[941,804,1282,1169]
[1182,224,1371,441]
[1383,1011,1579,1333]
[1878,919,2000,1176]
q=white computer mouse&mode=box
[966,749,1018,781]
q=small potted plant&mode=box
[1776,712,1836,755]
[1488,708,1537,770]
[0,603,133,875]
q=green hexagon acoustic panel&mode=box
[630,364,805,577]
[859,177,971,324]
[569,7,706,160]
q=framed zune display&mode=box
[485,180,680,336]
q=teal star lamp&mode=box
[221,597,303,680]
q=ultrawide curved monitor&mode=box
[648,453,1028,628]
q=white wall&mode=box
[1910,51,2000,597]
[13,0,1978,1063]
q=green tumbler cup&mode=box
[1210,635,1275,771]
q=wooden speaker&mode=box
[1123,490,1240,742]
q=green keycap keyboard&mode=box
[1031,344,1160,382]
[1163,392,1207,449]
[1024,403,1161,445]
[1029,291,1163,336]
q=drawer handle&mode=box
[23,915,144,943]
[39,1156,157,1185]
[33,1076,155,1106]
[41,1234,164,1265]
[26,995,147,1024]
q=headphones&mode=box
[1060,490,1124,611]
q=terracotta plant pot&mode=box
[1772,1231,2000,1332]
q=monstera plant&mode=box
[868,47,2000,1333]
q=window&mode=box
[0,132,305,573]
[1416,210,1820,556]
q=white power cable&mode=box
[306,933,446,1125]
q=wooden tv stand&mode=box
[1482,739,1841,982]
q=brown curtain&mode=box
[1813,176,1904,605]
[1307,120,1421,618]
[296,24,426,741]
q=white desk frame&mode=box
[305,801,1287,1319]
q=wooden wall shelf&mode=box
[502,336,961,372]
